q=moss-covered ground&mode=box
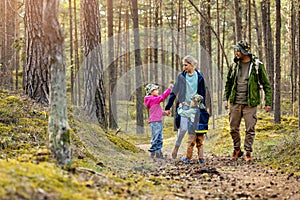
[0,90,299,199]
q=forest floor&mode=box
[1,90,300,199]
[135,142,300,199]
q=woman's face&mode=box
[183,61,194,73]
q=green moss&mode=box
[105,133,142,153]
[0,159,99,199]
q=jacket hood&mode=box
[144,96,152,108]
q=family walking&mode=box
[144,40,271,163]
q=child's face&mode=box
[190,100,196,107]
[151,89,159,96]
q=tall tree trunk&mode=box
[154,0,159,83]
[73,0,80,105]
[176,0,181,73]
[44,0,71,165]
[0,0,4,88]
[69,0,74,104]
[217,0,222,115]
[291,0,297,116]
[248,0,251,44]
[81,0,107,130]
[274,0,281,124]
[297,0,300,130]
[253,0,263,59]
[107,0,118,129]
[24,0,49,104]
[261,0,274,108]
[131,0,144,134]
[234,0,242,42]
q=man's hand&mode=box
[264,106,271,112]
[224,101,228,110]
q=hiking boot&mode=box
[245,151,253,161]
[181,157,190,164]
[172,146,179,159]
[232,149,244,158]
[199,159,205,164]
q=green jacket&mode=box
[223,55,272,107]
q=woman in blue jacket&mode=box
[165,55,206,159]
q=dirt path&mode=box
[137,144,300,199]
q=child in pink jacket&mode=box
[144,83,173,158]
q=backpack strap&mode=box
[254,58,263,89]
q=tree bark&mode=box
[81,0,108,130]
[253,0,263,60]
[107,0,118,129]
[24,0,49,104]
[274,0,281,124]
[44,0,72,165]
[68,0,74,104]
[131,0,144,134]
[234,0,242,42]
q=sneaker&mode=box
[199,159,205,164]
[155,150,163,159]
[245,151,253,161]
[181,157,191,164]
[150,151,155,158]
[232,149,244,158]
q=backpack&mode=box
[194,108,209,135]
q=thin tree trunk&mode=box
[154,0,159,83]
[291,0,297,116]
[253,0,263,59]
[69,0,74,104]
[44,0,71,165]
[234,0,242,42]
[131,0,144,134]
[297,0,300,130]
[73,0,80,105]
[274,0,281,124]
[248,0,251,44]
[107,0,118,129]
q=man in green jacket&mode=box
[223,40,272,161]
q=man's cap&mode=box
[233,40,251,55]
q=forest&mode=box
[0,0,300,199]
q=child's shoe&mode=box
[181,157,191,164]
[199,159,205,164]
[155,150,163,159]
[149,151,155,158]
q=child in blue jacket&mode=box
[178,94,209,164]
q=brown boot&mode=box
[172,146,179,159]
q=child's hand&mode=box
[179,103,182,108]
[182,102,188,106]
[169,84,174,89]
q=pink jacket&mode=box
[144,88,171,123]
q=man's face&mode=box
[235,49,244,59]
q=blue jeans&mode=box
[149,121,163,152]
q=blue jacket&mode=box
[165,70,206,128]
